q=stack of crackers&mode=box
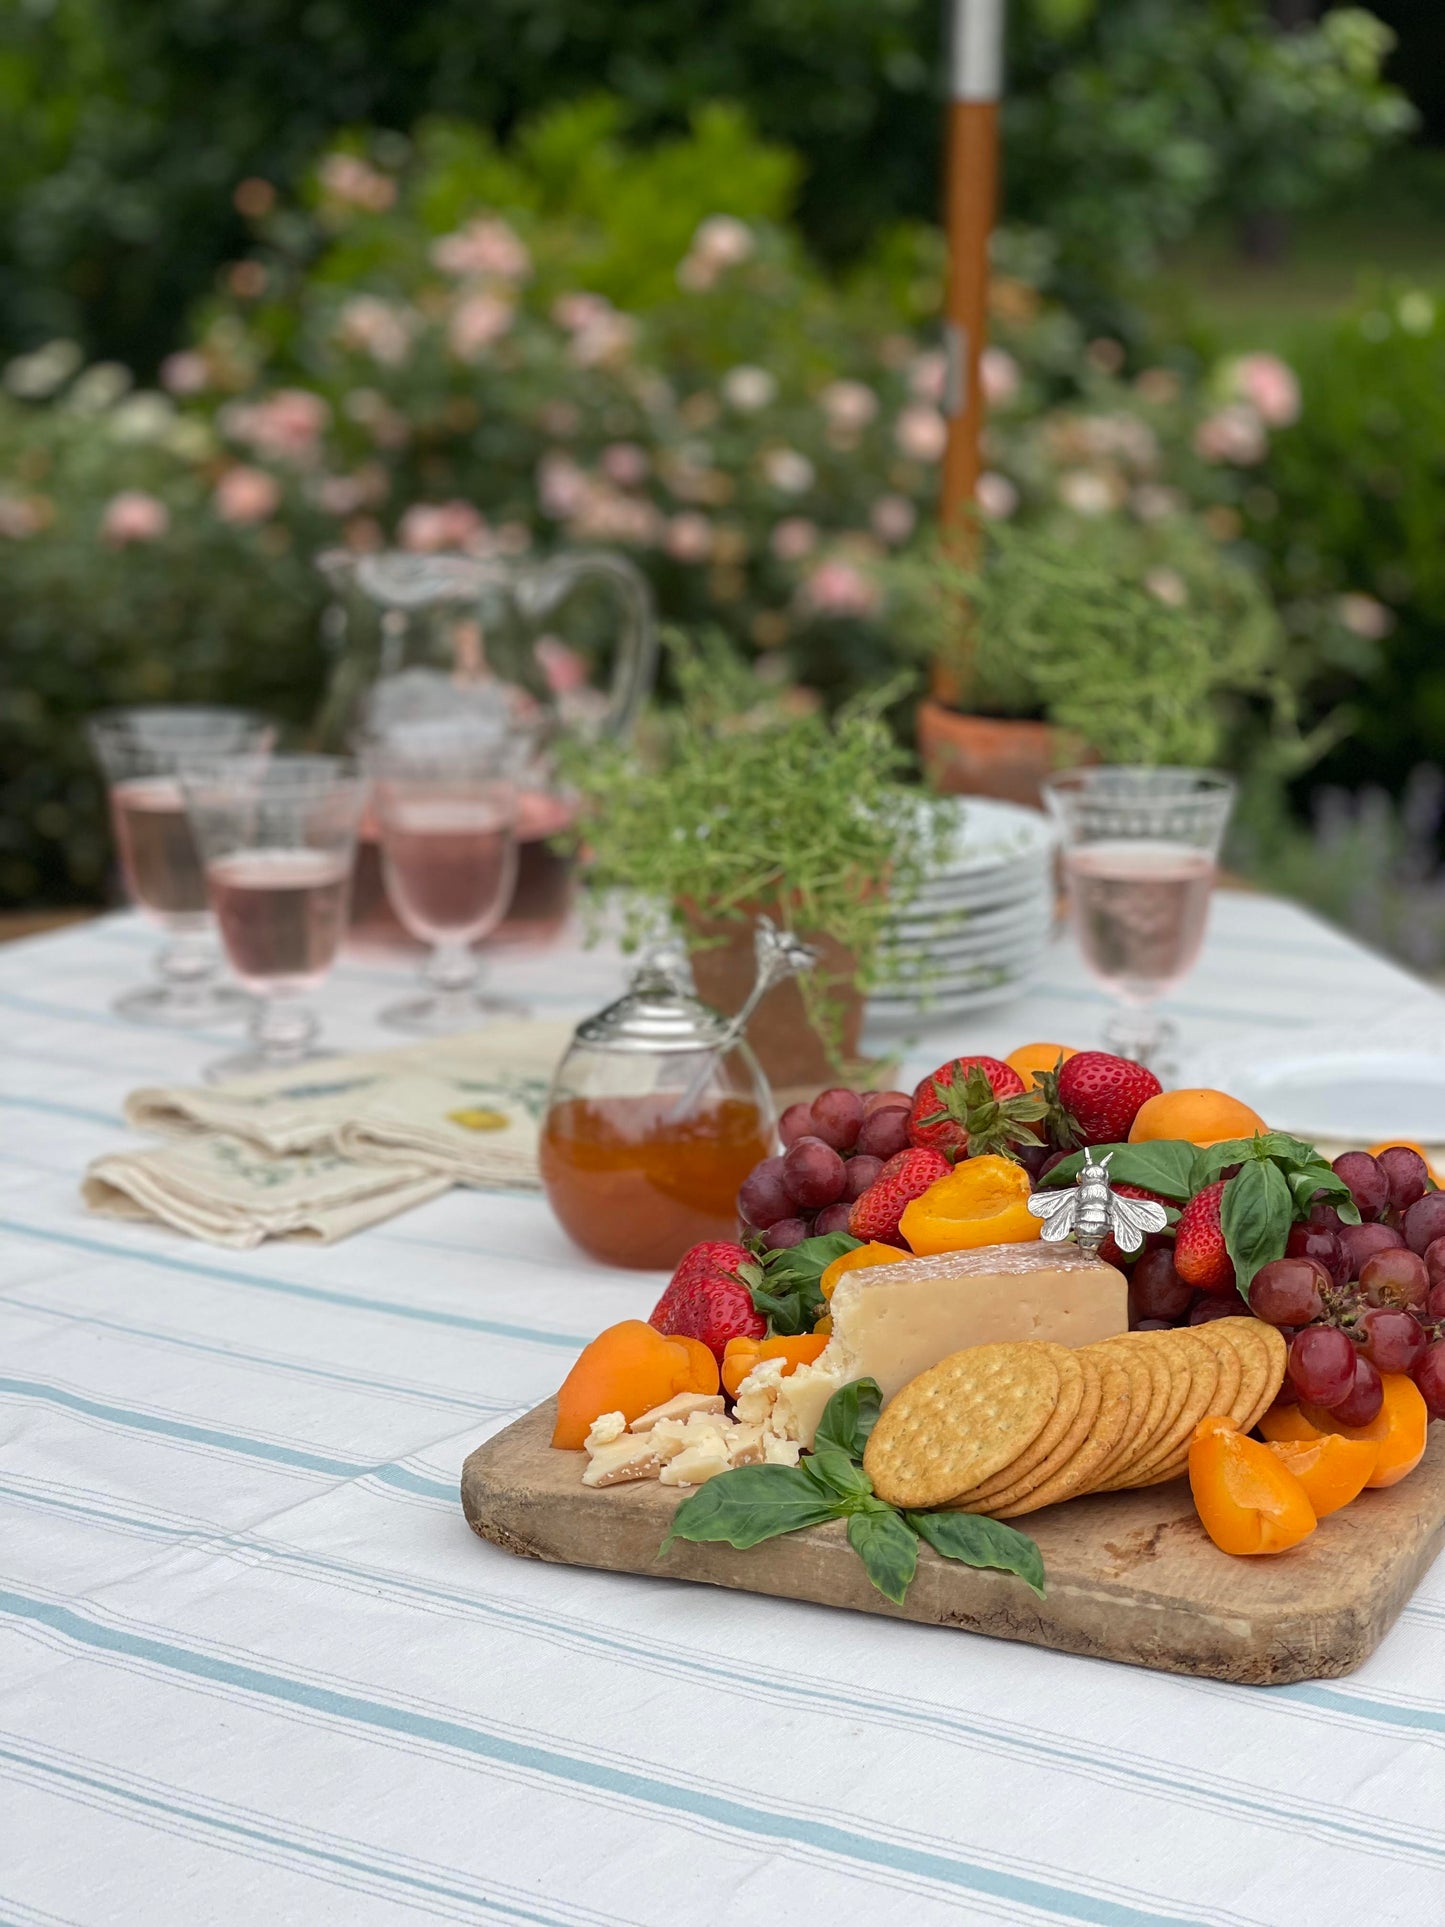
[863,1319,1288,1519]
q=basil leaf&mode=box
[908,1510,1047,1598]
[846,1505,919,1605]
[803,1449,874,1503]
[1288,1163,1361,1225]
[1041,1139,1196,1201]
[1220,1158,1293,1298]
[659,1464,841,1554]
[813,1377,883,1461]
[746,1231,860,1336]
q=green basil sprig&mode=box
[738,1231,860,1336]
[1042,1130,1360,1298]
[660,1378,1046,1605]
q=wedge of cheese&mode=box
[750,1241,1127,1449]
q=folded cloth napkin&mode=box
[84,1019,573,1247]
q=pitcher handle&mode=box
[523,550,657,740]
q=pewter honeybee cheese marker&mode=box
[1028,1148,1170,1256]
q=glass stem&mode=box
[157,931,218,996]
[424,942,478,1009]
[1103,1004,1177,1075]
[250,994,318,1067]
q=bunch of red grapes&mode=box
[737,1086,911,1247]
[1133,1145,1445,1427]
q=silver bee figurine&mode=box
[1026,1148,1169,1256]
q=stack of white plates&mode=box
[867,797,1057,1028]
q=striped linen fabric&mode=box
[2,902,1445,1926]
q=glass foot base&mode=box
[202,1044,333,1087]
[115,981,250,1029]
[379,990,529,1035]
[1102,1012,1179,1081]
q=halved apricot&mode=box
[1266,1433,1379,1517]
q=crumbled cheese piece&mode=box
[731,1357,788,1427]
[629,1392,726,1431]
[650,1411,734,1452]
[724,1423,767,1466]
[762,1432,802,1467]
[658,1432,733,1486]
[584,1411,628,1451]
[581,1433,668,1487]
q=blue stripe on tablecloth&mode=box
[1276,1682,1445,1736]
[0,1379,457,1504]
[0,1741,583,1927]
[0,987,236,1044]
[0,1220,587,1350]
[0,1095,123,1129]
[0,1587,1202,1927]
[2,1296,513,1417]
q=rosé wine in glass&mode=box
[380,801,518,948]
[208,849,352,995]
[1044,768,1235,1070]
[87,706,274,1026]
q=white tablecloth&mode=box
[3,897,1445,1927]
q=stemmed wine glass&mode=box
[182,755,367,1082]
[86,705,275,1025]
[1043,766,1236,1069]
[366,722,524,1032]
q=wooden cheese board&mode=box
[462,1400,1445,1685]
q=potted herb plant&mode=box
[564,635,932,1088]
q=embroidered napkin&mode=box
[83,1020,572,1249]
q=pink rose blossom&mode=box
[1336,593,1395,641]
[762,447,815,495]
[976,472,1019,521]
[601,442,650,487]
[534,636,590,695]
[398,501,487,553]
[336,296,415,367]
[568,488,662,547]
[894,403,947,463]
[537,453,591,520]
[448,293,513,360]
[214,466,281,525]
[1144,567,1188,608]
[1131,483,1183,522]
[225,388,331,465]
[159,351,209,397]
[538,400,581,439]
[1194,404,1267,466]
[319,153,396,213]
[0,494,43,539]
[101,490,169,546]
[1057,469,1118,516]
[567,305,635,368]
[430,218,531,283]
[770,518,817,563]
[665,512,714,563]
[869,494,916,545]
[800,558,882,619]
[551,293,611,334]
[723,365,777,413]
[980,347,1020,407]
[820,379,879,432]
[908,350,947,402]
[1228,353,1300,429]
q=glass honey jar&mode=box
[539,961,776,1269]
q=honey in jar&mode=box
[540,964,775,1269]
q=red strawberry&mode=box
[907,1057,1046,1163]
[1098,1182,1175,1268]
[1173,1180,1234,1293]
[848,1147,951,1246]
[1041,1052,1161,1149]
[648,1241,765,1361]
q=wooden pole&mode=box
[939,0,1003,545]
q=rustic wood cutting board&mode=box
[462,1401,1445,1685]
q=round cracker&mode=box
[1121,1331,1220,1484]
[1084,1344,1154,1487]
[1205,1316,1275,1428]
[1235,1318,1287,1432]
[863,1341,1063,1510]
[954,1352,1102,1511]
[1095,1335,1171,1477]
[1190,1319,1243,1420]
[1090,1332,1188,1490]
[948,1348,1088,1504]
[988,1357,1135,1518]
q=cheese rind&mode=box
[760,1242,1127,1449]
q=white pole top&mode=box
[950,0,1005,103]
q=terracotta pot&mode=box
[917,697,1092,810]
[681,909,864,1094]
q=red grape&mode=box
[737,1156,793,1230]
[1248,1257,1327,1328]
[1016,1143,1051,1180]
[1308,1201,1344,1230]
[856,1105,911,1159]
[1129,1248,1192,1322]
[814,1202,854,1236]
[862,1089,911,1116]
[1039,1150,1069,1180]
[1332,1151,1389,1222]
[1132,1317,1175,1332]
[761,1216,810,1250]
[809,1087,864,1152]
[1272,1378,1300,1409]
[1424,1236,1445,1291]
[1359,1246,1429,1311]
[1288,1325,1356,1406]
[779,1101,815,1147]
[1403,1191,1445,1257]
[1413,1341,1445,1422]
[1338,1221,1405,1279]
[782,1136,848,1210]
[1189,1296,1242,1325]
[1376,1144,1430,1212]
[1356,1306,1426,1375]
[1429,1282,1445,1321]
[1327,1353,1384,1428]
[1284,1222,1349,1285]
[843,1154,883,1201]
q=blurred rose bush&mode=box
[0,97,1390,907]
